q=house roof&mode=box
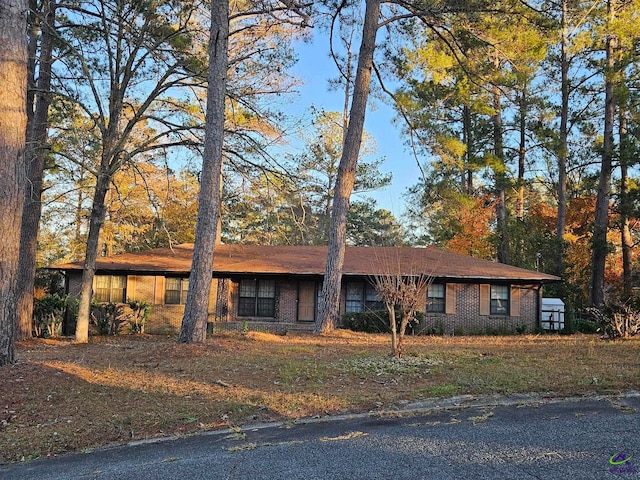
[51,244,560,284]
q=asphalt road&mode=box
[2,393,639,480]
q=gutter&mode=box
[536,284,542,330]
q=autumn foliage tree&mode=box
[52,0,207,343]
[102,164,199,254]
[21,0,640,333]
[404,180,495,259]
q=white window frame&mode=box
[165,277,189,305]
[94,275,127,303]
[427,283,446,313]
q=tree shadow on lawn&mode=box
[0,356,281,463]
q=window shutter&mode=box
[445,284,456,314]
[127,275,136,300]
[479,284,490,316]
[510,286,521,317]
[154,276,165,305]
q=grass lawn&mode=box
[1,331,639,463]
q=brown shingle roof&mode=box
[52,244,560,283]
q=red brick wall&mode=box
[65,273,541,336]
[65,273,220,335]
[223,278,298,323]
[416,284,540,335]
[278,279,298,322]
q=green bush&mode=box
[572,317,600,334]
[515,324,528,335]
[342,310,388,333]
[453,327,465,336]
[33,293,68,338]
[65,298,79,335]
[34,269,65,296]
[342,309,423,334]
[126,299,152,334]
[91,301,125,335]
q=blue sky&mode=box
[287,34,422,218]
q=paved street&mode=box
[2,394,639,479]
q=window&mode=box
[94,275,126,303]
[427,284,446,313]
[365,284,384,310]
[490,285,510,315]
[165,277,189,305]
[238,279,275,317]
[345,282,364,313]
[345,281,383,313]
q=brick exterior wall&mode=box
[65,273,220,335]
[278,279,299,322]
[64,273,542,336]
[216,278,302,334]
[415,283,540,335]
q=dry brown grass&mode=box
[1,331,639,463]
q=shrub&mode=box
[126,299,152,334]
[597,304,639,339]
[606,307,640,338]
[342,309,423,334]
[64,298,79,335]
[343,310,389,333]
[572,316,600,334]
[91,301,126,335]
[576,304,640,338]
[515,324,528,335]
[486,326,514,336]
[33,293,68,338]
[34,269,65,296]
[453,327,465,336]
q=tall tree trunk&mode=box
[619,109,632,300]
[0,0,28,365]
[516,86,527,221]
[74,81,126,342]
[16,0,56,339]
[388,305,398,357]
[492,78,509,264]
[463,104,473,194]
[590,0,616,307]
[513,85,528,266]
[555,0,569,276]
[74,171,88,253]
[322,183,332,243]
[178,0,228,343]
[75,171,111,343]
[315,0,381,333]
[396,311,412,358]
[342,40,353,144]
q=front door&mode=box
[298,282,316,322]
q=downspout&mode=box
[536,284,542,330]
[63,269,71,335]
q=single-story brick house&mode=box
[52,243,560,335]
